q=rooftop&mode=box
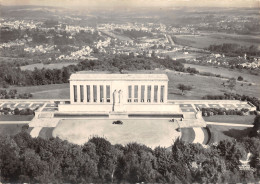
[70,72,168,81]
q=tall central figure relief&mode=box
[113,89,124,111]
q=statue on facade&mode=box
[112,89,125,112]
[118,90,123,104]
[113,89,119,105]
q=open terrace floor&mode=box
[51,119,180,149]
[0,99,254,115]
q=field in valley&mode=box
[173,32,260,49]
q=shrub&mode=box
[14,108,20,115]
[237,76,243,81]
[22,124,29,131]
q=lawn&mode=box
[0,115,34,121]
[38,127,55,139]
[53,119,180,148]
[180,127,210,144]
[203,115,255,125]
[0,124,31,136]
[7,83,70,99]
[166,71,260,100]
[180,128,195,143]
[207,125,252,143]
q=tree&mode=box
[177,84,192,95]
[250,115,260,138]
[237,76,243,81]
[226,78,236,92]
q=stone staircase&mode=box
[109,111,128,119]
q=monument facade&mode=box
[58,72,180,115]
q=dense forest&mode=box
[0,115,260,183]
[0,55,189,87]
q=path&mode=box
[31,88,68,94]
[30,127,42,138]
[192,127,205,144]
[206,122,253,127]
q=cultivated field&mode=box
[173,32,260,49]
[53,119,180,148]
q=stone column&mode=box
[144,85,147,103]
[151,85,154,103]
[97,85,100,103]
[109,86,112,103]
[77,85,80,103]
[90,85,93,103]
[157,85,161,103]
[138,85,141,103]
[104,85,106,103]
[84,85,87,103]
[70,84,74,104]
[164,84,167,103]
[131,85,134,102]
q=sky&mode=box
[0,0,259,8]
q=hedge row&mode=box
[202,93,260,110]
[201,108,252,116]
[0,107,35,115]
[0,89,33,99]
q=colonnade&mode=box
[71,84,167,104]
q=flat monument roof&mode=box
[70,72,168,81]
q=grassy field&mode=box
[38,127,55,139]
[166,71,260,100]
[5,68,260,100]
[7,83,70,99]
[184,64,260,84]
[20,62,77,71]
[0,124,29,136]
[53,119,179,148]
[0,115,34,121]
[204,115,255,124]
[173,33,260,49]
[180,128,195,143]
[208,125,251,143]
